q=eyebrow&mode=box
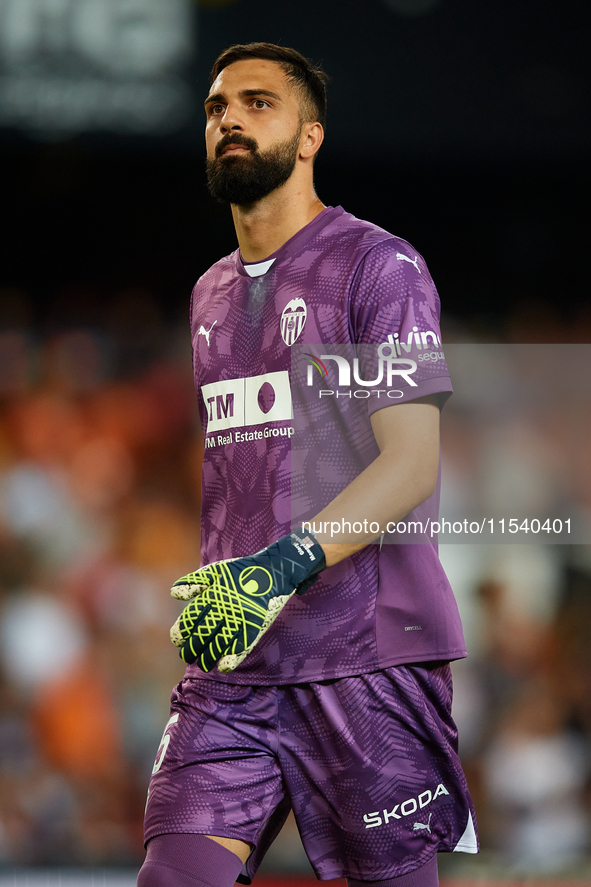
[204,88,283,109]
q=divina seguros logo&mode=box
[304,331,444,400]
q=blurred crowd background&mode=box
[3,309,591,878]
[1,0,591,880]
[0,307,197,866]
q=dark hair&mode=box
[209,42,328,129]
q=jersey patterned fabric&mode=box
[188,206,466,684]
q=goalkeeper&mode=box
[139,42,477,887]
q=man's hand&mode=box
[170,531,325,673]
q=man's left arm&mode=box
[169,394,440,672]
[313,394,441,566]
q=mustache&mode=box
[215,133,259,158]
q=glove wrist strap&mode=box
[273,528,326,593]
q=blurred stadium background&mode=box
[1,0,590,883]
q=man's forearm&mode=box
[307,397,441,568]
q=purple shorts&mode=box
[144,663,478,882]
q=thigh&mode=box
[277,664,477,881]
[144,678,290,853]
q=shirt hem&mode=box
[185,646,468,685]
[367,376,453,416]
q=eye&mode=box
[210,103,225,116]
[253,99,269,109]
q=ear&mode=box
[300,122,324,160]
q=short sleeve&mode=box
[349,239,453,413]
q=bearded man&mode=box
[138,42,478,887]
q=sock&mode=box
[348,854,438,887]
[138,833,246,887]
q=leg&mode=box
[144,681,292,883]
[204,835,251,863]
[137,834,247,887]
[348,855,439,887]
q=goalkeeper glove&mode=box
[170,530,326,673]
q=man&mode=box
[139,43,477,887]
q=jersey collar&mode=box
[235,206,344,278]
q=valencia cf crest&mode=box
[280,298,307,346]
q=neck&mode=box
[231,180,325,263]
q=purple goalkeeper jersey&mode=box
[186,206,466,684]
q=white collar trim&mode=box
[243,257,276,278]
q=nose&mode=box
[219,102,244,133]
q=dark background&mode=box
[2,0,590,340]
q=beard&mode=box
[206,129,301,205]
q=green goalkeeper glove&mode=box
[170,530,326,673]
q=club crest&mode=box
[281,298,307,346]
